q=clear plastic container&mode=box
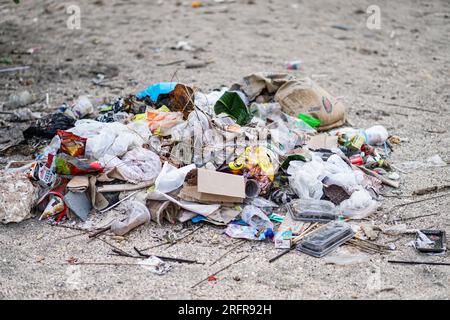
[289,199,338,222]
[296,221,355,257]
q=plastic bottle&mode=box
[72,96,94,119]
[285,60,302,70]
[110,201,151,236]
[5,90,33,108]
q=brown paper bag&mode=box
[275,78,346,130]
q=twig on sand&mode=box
[397,213,439,221]
[377,100,439,114]
[210,240,246,266]
[139,225,204,252]
[156,60,185,67]
[392,192,450,209]
[191,255,249,289]
[412,184,450,196]
[66,262,143,267]
[88,226,111,239]
[388,260,450,266]
[99,190,139,214]
[133,247,204,264]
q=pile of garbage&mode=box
[1,72,446,264]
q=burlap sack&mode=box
[275,78,346,131]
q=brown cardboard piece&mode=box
[67,175,89,192]
[306,134,338,150]
[197,168,245,198]
[89,176,108,210]
[178,169,245,204]
[178,185,244,204]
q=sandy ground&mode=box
[0,0,449,300]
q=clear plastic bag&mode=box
[224,224,266,241]
[69,120,151,160]
[241,205,273,230]
[110,201,151,236]
[101,147,162,183]
[339,189,378,219]
[287,157,325,199]
[365,125,388,145]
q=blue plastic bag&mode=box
[136,82,177,102]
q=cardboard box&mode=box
[197,169,246,198]
[179,185,244,204]
[178,169,246,204]
[306,134,338,150]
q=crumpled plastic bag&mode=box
[194,88,228,115]
[146,110,184,136]
[101,147,162,183]
[154,162,196,194]
[234,72,291,101]
[395,154,447,173]
[407,230,434,249]
[241,205,273,230]
[110,201,151,236]
[69,120,151,160]
[339,188,378,219]
[287,157,326,199]
[224,224,267,241]
[139,256,171,275]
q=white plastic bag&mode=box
[101,147,162,183]
[288,157,326,199]
[339,189,378,219]
[110,201,151,236]
[365,125,388,145]
[241,205,273,230]
[69,120,151,160]
[154,162,196,194]
[120,147,162,182]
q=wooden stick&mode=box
[392,192,450,209]
[58,231,88,241]
[413,185,450,196]
[67,262,143,266]
[88,226,111,239]
[98,181,153,193]
[210,240,246,266]
[165,224,204,249]
[191,255,249,289]
[139,225,204,252]
[377,100,439,114]
[398,213,439,221]
[388,260,450,266]
[133,247,204,265]
[156,60,185,67]
[97,237,134,257]
[99,190,139,214]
